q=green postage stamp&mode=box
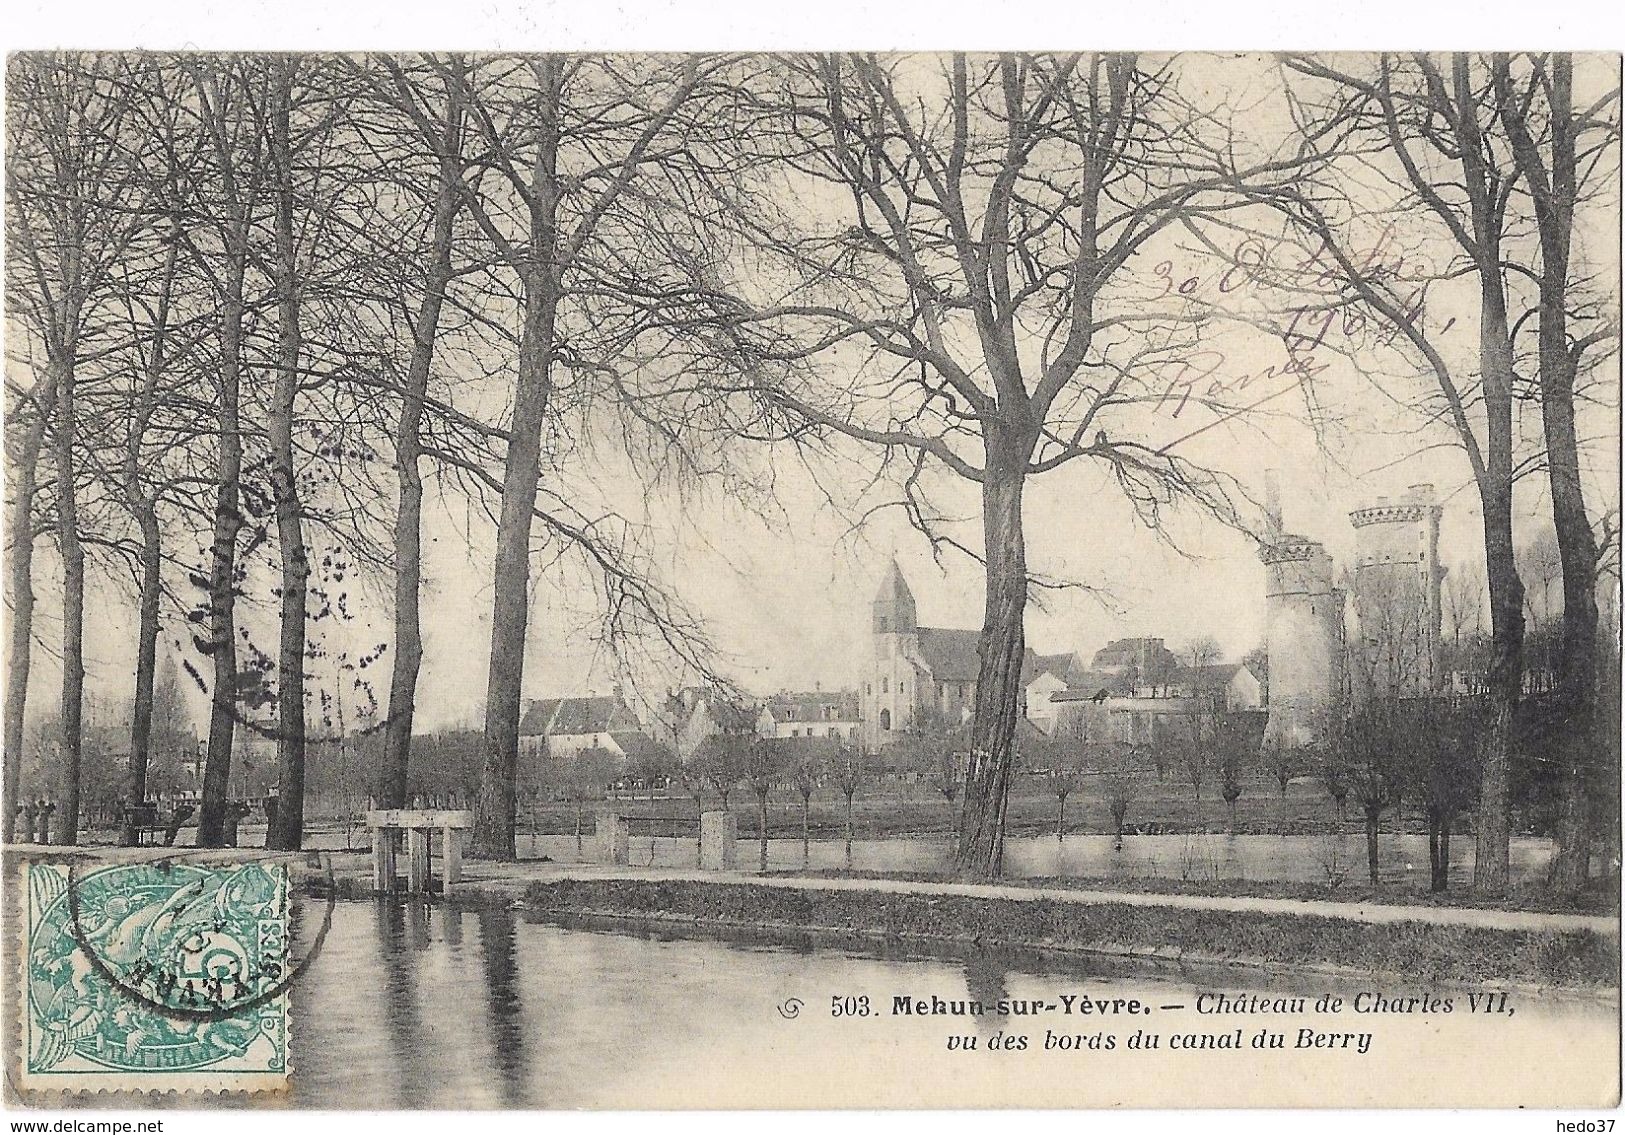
[19,859,291,1094]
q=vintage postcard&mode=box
[0,35,1620,1114]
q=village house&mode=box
[666,686,761,764]
[1050,651,1263,745]
[758,690,862,742]
[517,695,652,760]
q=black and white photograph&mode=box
[1,6,1621,1116]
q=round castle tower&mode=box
[1259,472,1344,749]
[1349,484,1444,697]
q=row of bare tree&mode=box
[5,53,1618,891]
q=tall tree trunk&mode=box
[197,241,248,848]
[1477,484,1524,894]
[473,59,563,861]
[1522,56,1597,895]
[1473,253,1525,897]
[127,504,162,813]
[125,238,178,825]
[381,71,463,809]
[54,358,85,847]
[955,462,1028,876]
[1544,353,1598,894]
[3,371,59,844]
[267,63,308,852]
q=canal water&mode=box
[287,899,1618,1108]
[519,831,1555,887]
[258,827,1563,888]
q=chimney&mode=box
[1264,469,1283,541]
[1407,483,1435,503]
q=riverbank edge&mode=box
[310,870,1620,996]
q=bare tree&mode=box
[1047,761,1083,841]
[1410,696,1483,892]
[706,53,1305,875]
[365,55,471,809]
[183,56,267,847]
[6,54,157,843]
[745,736,783,871]
[1186,634,1222,671]
[787,739,828,864]
[1328,703,1404,886]
[1492,54,1619,890]
[828,742,867,866]
[1213,713,1254,834]
[1099,744,1139,850]
[263,55,313,850]
[1268,54,1548,893]
[2,367,59,844]
[455,56,722,860]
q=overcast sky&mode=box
[13,52,1620,738]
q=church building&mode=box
[858,561,1077,752]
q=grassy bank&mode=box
[523,877,1620,990]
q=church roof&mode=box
[876,558,916,605]
[916,627,983,682]
[914,633,1084,687]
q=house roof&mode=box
[519,696,636,736]
[1029,651,1081,683]
[609,731,672,768]
[916,627,985,682]
[1091,637,1179,671]
[1176,662,1247,689]
[765,690,861,722]
[1050,670,1130,701]
[694,693,760,734]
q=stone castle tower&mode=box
[1259,471,1344,749]
[1349,483,1444,697]
[861,560,922,751]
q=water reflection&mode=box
[962,952,1011,1037]
[374,902,428,1109]
[285,900,1618,1108]
[476,908,526,1107]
